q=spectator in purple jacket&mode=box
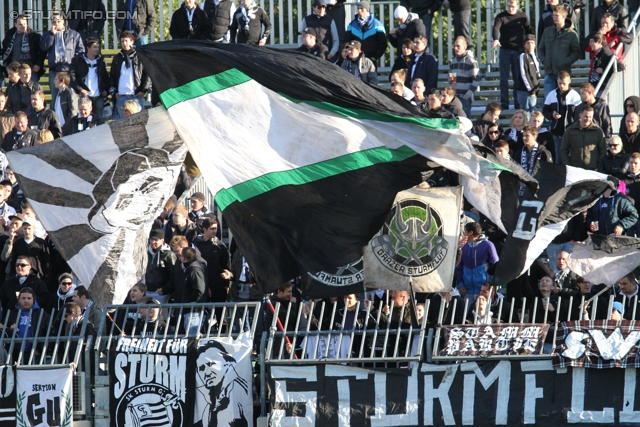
[456,222,499,305]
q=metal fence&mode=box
[2,0,618,68]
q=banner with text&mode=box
[363,187,461,292]
[269,361,640,426]
[194,333,254,427]
[440,324,549,357]
[16,366,72,427]
[109,337,196,427]
[553,320,640,368]
[0,365,15,427]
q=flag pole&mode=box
[408,275,419,327]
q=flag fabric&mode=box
[137,41,503,292]
[363,186,462,292]
[567,236,640,285]
[301,257,365,299]
[16,366,73,427]
[6,108,188,307]
[489,163,612,286]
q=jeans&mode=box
[499,48,520,109]
[453,9,471,45]
[89,95,105,119]
[553,134,563,164]
[544,73,557,101]
[516,91,537,113]
[135,34,149,46]
[49,71,59,101]
[421,11,435,50]
[460,96,473,118]
[115,94,145,118]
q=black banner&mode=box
[302,258,364,299]
[109,337,196,427]
[270,361,640,426]
[0,365,15,427]
[440,323,549,356]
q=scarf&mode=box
[240,4,257,33]
[397,13,413,31]
[54,31,66,64]
[121,49,136,68]
[344,57,362,79]
[520,143,538,175]
[2,31,30,62]
[357,14,368,29]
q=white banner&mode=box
[567,242,640,286]
[194,333,254,427]
[363,186,462,292]
[16,366,73,427]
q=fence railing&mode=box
[2,0,613,67]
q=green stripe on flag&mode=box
[159,68,459,131]
[215,145,418,211]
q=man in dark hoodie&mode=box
[574,82,612,138]
[145,229,176,304]
[181,247,207,334]
[170,0,212,40]
[586,185,638,236]
[592,0,628,33]
[620,96,640,135]
[441,86,466,117]
[194,218,230,305]
[27,90,62,139]
[621,112,640,153]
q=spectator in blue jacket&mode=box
[456,222,499,305]
[345,1,387,64]
[39,12,85,101]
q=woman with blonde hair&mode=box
[121,99,142,117]
[36,129,54,144]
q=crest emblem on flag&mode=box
[118,386,182,427]
[371,198,448,276]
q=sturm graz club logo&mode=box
[371,198,448,276]
[115,384,182,427]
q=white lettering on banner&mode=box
[619,369,640,423]
[421,364,458,425]
[113,352,186,401]
[325,365,368,427]
[512,200,544,240]
[271,366,318,427]
[567,368,614,423]
[0,366,14,398]
[521,360,555,424]
[371,367,419,427]
[460,361,511,425]
[588,329,640,360]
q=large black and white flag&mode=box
[567,235,640,285]
[490,164,612,285]
[0,365,15,427]
[110,336,196,427]
[16,366,73,427]
[6,108,188,306]
[194,334,254,427]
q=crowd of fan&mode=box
[0,0,640,361]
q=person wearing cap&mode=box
[611,301,625,320]
[341,40,378,86]
[188,191,215,229]
[515,34,541,114]
[345,1,387,65]
[388,6,425,66]
[9,217,51,288]
[407,35,438,94]
[299,0,340,60]
[194,217,230,304]
[297,28,329,59]
[145,228,177,304]
[170,0,212,40]
[230,0,272,45]
[137,296,166,335]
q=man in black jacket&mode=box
[170,0,212,40]
[592,0,628,33]
[388,6,425,64]
[424,89,455,118]
[1,112,37,152]
[27,90,62,139]
[599,135,629,177]
[114,0,157,45]
[441,86,466,117]
[516,35,541,113]
[66,0,107,42]
[296,27,329,59]
[406,35,438,93]
[145,229,176,304]
[574,83,612,138]
[70,37,109,119]
[299,0,340,59]
[1,15,45,81]
[230,0,272,45]
[6,64,42,114]
[194,218,230,304]
[203,0,236,42]
[10,219,52,289]
[66,97,104,135]
[0,256,49,313]
[5,287,50,361]
[181,247,208,335]
[109,31,150,118]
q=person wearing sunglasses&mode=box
[619,96,640,135]
[599,135,629,178]
[0,255,49,314]
[48,273,76,316]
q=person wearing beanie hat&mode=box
[388,6,425,66]
[297,27,329,59]
[298,0,340,60]
[189,191,216,231]
[144,226,176,304]
[345,0,387,64]
[611,301,624,320]
[48,272,77,326]
[515,34,541,114]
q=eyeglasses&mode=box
[626,104,635,108]
[315,4,326,8]
[60,281,73,285]
[16,263,29,268]
[489,131,499,135]
[608,144,620,147]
